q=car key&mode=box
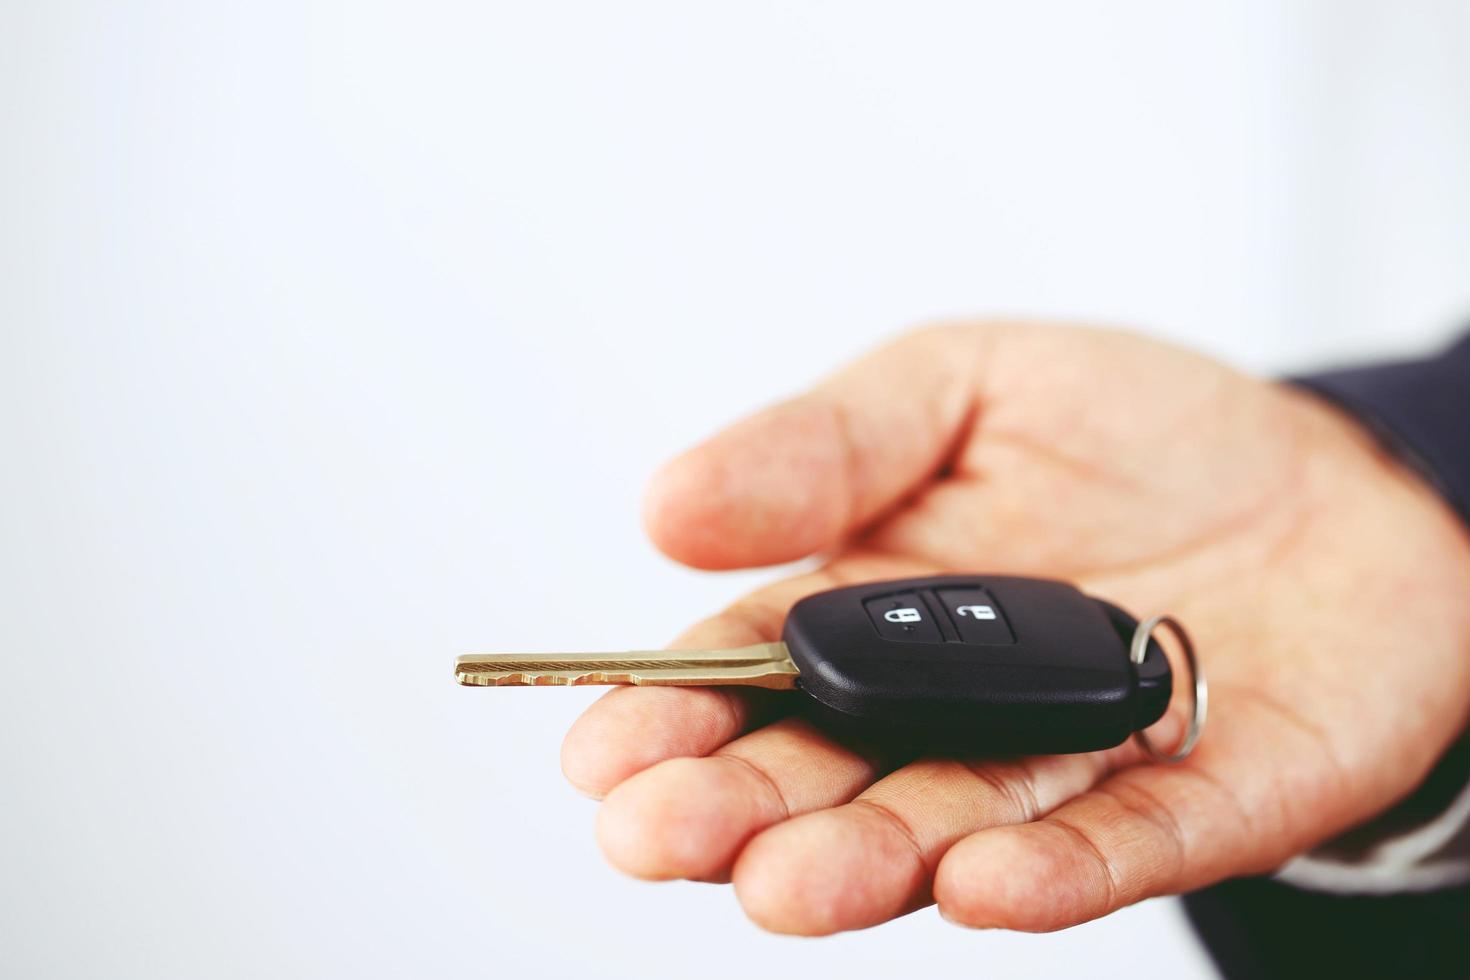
[455,575,1205,759]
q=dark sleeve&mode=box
[1294,333,1470,526]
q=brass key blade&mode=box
[454,642,799,690]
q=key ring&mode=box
[1130,615,1206,763]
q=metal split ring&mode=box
[1130,614,1207,764]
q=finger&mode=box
[643,324,989,569]
[931,769,1236,932]
[562,557,929,798]
[594,717,887,882]
[559,604,783,800]
[561,685,776,800]
[932,702,1316,933]
[728,734,1158,936]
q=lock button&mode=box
[864,592,943,644]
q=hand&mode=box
[561,323,1470,934]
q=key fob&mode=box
[781,575,1172,754]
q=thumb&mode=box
[643,325,989,569]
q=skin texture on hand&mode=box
[560,323,1470,935]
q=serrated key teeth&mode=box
[453,643,800,690]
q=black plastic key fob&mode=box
[781,575,1172,755]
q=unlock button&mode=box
[939,588,1016,645]
[864,592,943,643]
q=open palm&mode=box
[562,323,1470,934]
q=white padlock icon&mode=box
[883,607,922,624]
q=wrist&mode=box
[1271,378,1470,894]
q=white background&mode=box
[4,2,1470,977]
